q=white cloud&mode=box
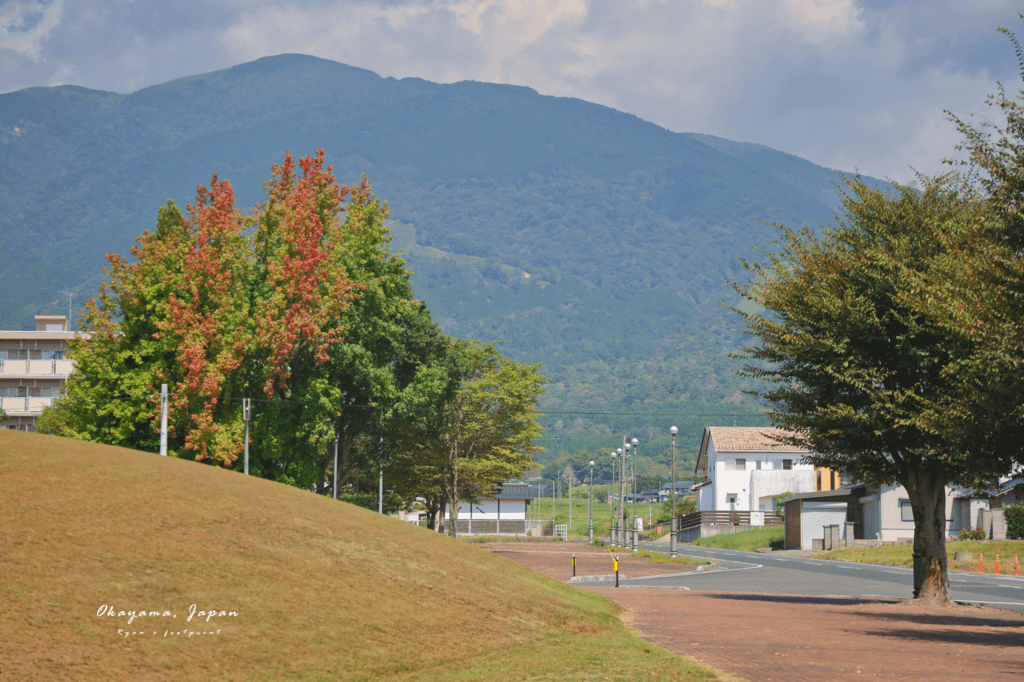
[0,0,64,60]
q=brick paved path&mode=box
[483,542,1024,681]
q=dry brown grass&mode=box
[0,431,724,681]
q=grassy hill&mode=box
[0,430,724,681]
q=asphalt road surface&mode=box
[631,543,1024,613]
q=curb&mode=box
[568,574,626,584]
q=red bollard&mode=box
[1015,555,1019,577]
[979,552,984,574]
[996,554,1001,574]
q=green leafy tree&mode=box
[0,406,8,423]
[935,24,1024,478]
[733,173,1014,605]
[423,340,546,536]
[58,151,405,482]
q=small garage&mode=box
[783,485,870,550]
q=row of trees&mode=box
[41,150,545,534]
[734,28,1024,604]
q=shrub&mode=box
[1005,503,1024,540]
[958,526,987,541]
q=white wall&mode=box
[865,484,964,542]
[444,499,527,520]
[801,501,847,550]
[699,439,815,512]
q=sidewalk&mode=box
[486,542,1024,681]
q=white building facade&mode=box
[694,427,816,513]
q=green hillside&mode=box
[0,430,725,681]
[0,54,881,466]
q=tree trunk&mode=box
[424,496,441,531]
[905,469,952,605]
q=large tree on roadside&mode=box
[733,173,1019,605]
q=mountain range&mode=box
[0,54,884,470]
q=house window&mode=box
[816,471,822,490]
[899,500,914,522]
[727,458,746,470]
[41,350,63,360]
[0,350,27,360]
[755,460,762,470]
[782,459,792,470]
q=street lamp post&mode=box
[670,425,679,558]
[618,440,626,548]
[626,436,634,552]
[588,460,595,543]
[610,451,617,545]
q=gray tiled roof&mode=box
[492,483,533,500]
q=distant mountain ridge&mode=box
[0,54,884,465]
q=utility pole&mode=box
[588,460,594,543]
[59,291,75,330]
[670,425,678,557]
[618,438,626,548]
[626,438,634,548]
[610,451,617,545]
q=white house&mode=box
[784,482,999,550]
[443,482,533,535]
[694,427,816,513]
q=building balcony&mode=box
[0,359,75,377]
[0,396,54,416]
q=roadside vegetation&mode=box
[819,540,1024,575]
[689,527,784,552]
[0,430,727,682]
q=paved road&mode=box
[627,543,1024,612]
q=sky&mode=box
[1,0,1022,183]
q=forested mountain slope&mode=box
[0,54,880,467]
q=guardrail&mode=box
[678,510,783,531]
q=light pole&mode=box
[610,451,617,545]
[631,437,639,552]
[588,460,595,543]
[670,425,679,558]
[618,440,626,548]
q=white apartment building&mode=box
[693,426,816,513]
[0,315,84,431]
